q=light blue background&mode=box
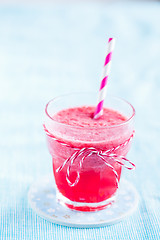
[0,2,160,239]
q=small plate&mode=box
[28,175,139,228]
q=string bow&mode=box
[44,125,135,188]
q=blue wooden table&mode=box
[0,2,160,239]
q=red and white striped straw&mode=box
[94,38,116,119]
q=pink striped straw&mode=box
[94,38,116,119]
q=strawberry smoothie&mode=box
[45,98,135,211]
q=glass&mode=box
[44,92,135,211]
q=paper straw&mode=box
[94,38,116,119]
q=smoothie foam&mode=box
[53,106,126,128]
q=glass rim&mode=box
[45,92,135,130]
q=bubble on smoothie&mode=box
[52,106,127,127]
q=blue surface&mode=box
[0,2,160,239]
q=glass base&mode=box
[56,191,116,212]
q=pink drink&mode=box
[44,93,135,211]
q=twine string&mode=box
[44,125,135,187]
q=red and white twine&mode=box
[44,125,135,188]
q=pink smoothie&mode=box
[46,106,132,211]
